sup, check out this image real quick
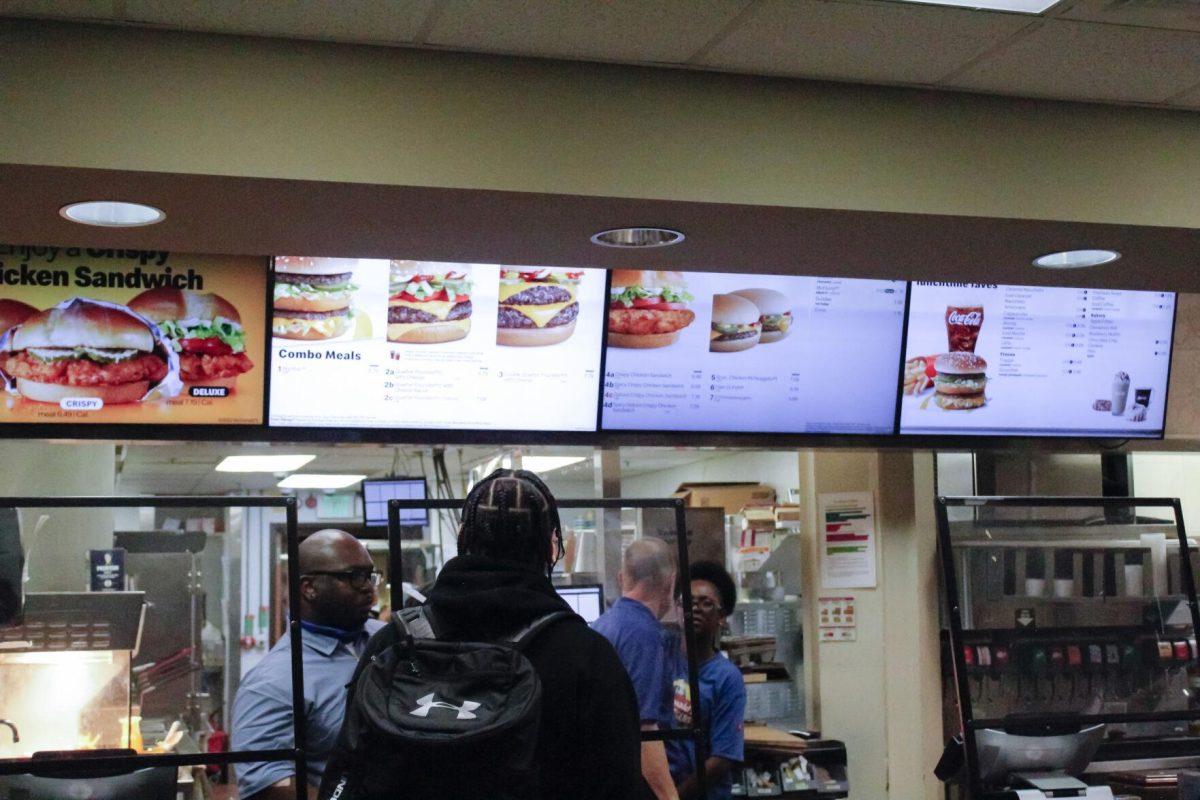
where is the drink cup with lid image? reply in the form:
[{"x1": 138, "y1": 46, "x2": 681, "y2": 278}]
[{"x1": 946, "y1": 304, "x2": 984, "y2": 352}]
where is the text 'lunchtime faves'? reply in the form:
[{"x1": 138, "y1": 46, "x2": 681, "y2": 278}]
[
  {"x1": 607, "y1": 270, "x2": 696, "y2": 349},
  {"x1": 496, "y1": 268, "x2": 582, "y2": 347},
  {"x1": 387, "y1": 262, "x2": 473, "y2": 344},
  {"x1": 127, "y1": 288, "x2": 253, "y2": 393},
  {"x1": 272, "y1": 257, "x2": 358, "y2": 341}
]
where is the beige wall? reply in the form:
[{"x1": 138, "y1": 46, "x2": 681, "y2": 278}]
[{"x1": 3, "y1": 20, "x2": 1200, "y2": 229}]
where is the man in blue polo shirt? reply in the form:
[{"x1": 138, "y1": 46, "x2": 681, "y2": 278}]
[
  {"x1": 232, "y1": 529, "x2": 384, "y2": 800},
  {"x1": 668, "y1": 561, "x2": 746, "y2": 800},
  {"x1": 593, "y1": 538, "x2": 680, "y2": 800}
]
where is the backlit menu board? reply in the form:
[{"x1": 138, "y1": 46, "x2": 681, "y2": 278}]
[
  {"x1": 268, "y1": 258, "x2": 604, "y2": 431},
  {"x1": 0, "y1": 245, "x2": 266, "y2": 425},
  {"x1": 899, "y1": 282, "x2": 1175, "y2": 437},
  {"x1": 600, "y1": 270, "x2": 907, "y2": 434}
]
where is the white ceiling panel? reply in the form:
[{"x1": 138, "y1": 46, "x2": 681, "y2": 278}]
[
  {"x1": 1057, "y1": 0, "x2": 1200, "y2": 33},
  {"x1": 426, "y1": 0, "x2": 751, "y2": 64},
  {"x1": 694, "y1": 0, "x2": 1034, "y2": 85},
  {"x1": 120, "y1": 0, "x2": 434, "y2": 45},
  {"x1": 948, "y1": 17, "x2": 1200, "y2": 103}
]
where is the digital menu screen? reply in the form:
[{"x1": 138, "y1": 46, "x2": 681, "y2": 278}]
[
  {"x1": 600, "y1": 270, "x2": 907, "y2": 434},
  {"x1": 0, "y1": 245, "x2": 266, "y2": 425},
  {"x1": 899, "y1": 282, "x2": 1175, "y2": 437},
  {"x1": 268, "y1": 258, "x2": 604, "y2": 431}
]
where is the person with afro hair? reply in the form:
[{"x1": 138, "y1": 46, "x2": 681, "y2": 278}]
[{"x1": 668, "y1": 560, "x2": 746, "y2": 800}]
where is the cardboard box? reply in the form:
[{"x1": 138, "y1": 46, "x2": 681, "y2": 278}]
[{"x1": 673, "y1": 482, "x2": 776, "y2": 514}]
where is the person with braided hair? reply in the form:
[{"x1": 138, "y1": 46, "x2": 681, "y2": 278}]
[{"x1": 414, "y1": 468, "x2": 642, "y2": 799}]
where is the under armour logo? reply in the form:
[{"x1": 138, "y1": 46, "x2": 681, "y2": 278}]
[{"x1": 410, "y1": 692, "x2": 481, "y2": 720}]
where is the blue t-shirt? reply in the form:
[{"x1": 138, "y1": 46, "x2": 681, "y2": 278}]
[
  {"x1": 591, "y1": 597, "x2": 674, "y2": 725},
  {"x1": 667, "y1": 652, "x2": 747, "y2": 800}
]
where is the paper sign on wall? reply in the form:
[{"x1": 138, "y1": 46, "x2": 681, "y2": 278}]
[
  {"x1": 818, "y1": 596, "x2": 857, "y2": 642},
  {"x1": 818, "y1": 491, "x2": 877, "y2": 589}
]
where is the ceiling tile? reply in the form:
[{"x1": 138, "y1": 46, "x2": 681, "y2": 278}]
[
  {"x1": 121, "y1": 0, "x2": 434, "y2": 45},
  {"x1": 426, "y1": 0, "x2": 751, "y2": 64},
  {"x1": 1057, "y1": 0, "x2": 1200, "y2": 33},
  {"x1": 947, "y1": 18, "x2": 1200, "y2": 103},
  {"x1": 694, "y1": 0, "x2": 1033, "y2": 85}
]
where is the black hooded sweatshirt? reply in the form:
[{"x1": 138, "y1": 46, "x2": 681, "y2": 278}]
[{"x1": 422, "y1": 554, "x2": 643, "y2": 800}]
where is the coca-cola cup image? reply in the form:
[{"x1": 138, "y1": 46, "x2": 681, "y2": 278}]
[{"x1": 946, "y1": 305, "x2": 984, "y2": 353}]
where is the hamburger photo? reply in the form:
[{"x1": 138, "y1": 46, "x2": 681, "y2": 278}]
[
  {"x1": 496, "y1": 268, "x2": 582, "y2": 347},
  {"x1": 731, "y1": 288, "x2": 792, "y2": 344},
  {"x1": 934, "y1": 352, "x2": 987, "y2": 410},
  {"x1": 128, "y1": 288, "x2": 253, "y2": 392},
  {"x1": 709, "y1": 293, "x2": 762, "y2": 353},
  {"x1": 272, "y1": 257, "x2": 357, "y2": 341},
  {"x1": 607, "y1": 270, "x2": 695, "y2": 349},
  {"x1": 2, "y1": 298, "x2": 176, "y2": 405},
  {"x1": 0, "y1": 300, "x2": 37, "y2": 338},
  {"x1": 388, "y1": 261, "x2": 472, "y2": 344}
]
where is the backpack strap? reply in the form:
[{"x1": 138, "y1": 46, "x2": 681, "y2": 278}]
[
  {"x1": 507, "y1": 610, "x2": 576, "y2": 651},
  {"x1": 393, "y1": 605, "x2": 439, "y2": 640}
]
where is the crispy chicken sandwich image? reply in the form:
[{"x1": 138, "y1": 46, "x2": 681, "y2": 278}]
[
  {"x1": 709, "y1": 293, "x2": 762, "y2": 353},
  {"x1": 388, "y1": 262, "x2": 472, "y2": 344},
  {"x1": 273, "y1": 257, "x2": 357, "y2": 341},
  {"x1": 2, "y1": 298, "x2": 175, "y2": 404},
  {"x1": 128, "y1": 288, "x2": 253, "y2": 392},
  {"x1": 934, "y1": 351, "x2": 987, "y2": 410},
  {"x1": 496, "y1": 268, "x2": 582, "y2": 347},
  {"x1": 731, "y1": 288, "x2": 792, "y2": 344},
  {"x1": 607, "y1": 270, "x2": 695, "y2": 349},
  {"x1": 0, "y1": 300, "x2": 37, "y2": 337}
]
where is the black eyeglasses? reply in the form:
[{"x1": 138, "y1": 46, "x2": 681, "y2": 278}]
[{"x1": 303, "y1": 569, "x2": 382, "y2": 591}]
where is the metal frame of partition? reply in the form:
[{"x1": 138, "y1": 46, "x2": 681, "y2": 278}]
[
  {"x1": 388, "y1": 495, "x2": 710, "y2": 798},
  {"x1": 936, "y1": 495, "x2": 1200, "y2": 800},
  {"x1": 0, "y1": 495, "x2": 308, "y2": 800}
]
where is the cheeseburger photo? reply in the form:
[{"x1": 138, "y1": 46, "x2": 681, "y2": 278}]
[
  {"x1": 731, "y1": 288, "x2": 792, "y2": 344},
  {"x1": 934, "y1": 352, "x2": 987, "y2": 410},
  {"x1": 709, "y1": 293, "x2": 762, "y2": 353},
  {"x1": 607, "y1": 270, "x2": 695, "y2": 349},
  {"x1": 496, "y1": 268, "x2": 581, "y2": 347},
  {"x1": 272, "y1": 257, "x2": 357, "y2": 341},
  {"x1": 0, "y1": 300, "x2": 37, "y2": 338},
  {"x1": 2, "y1": 298, "x2": 174, "y2": 405},
  {"x1": 128, "y1": 288, "x2": 253, "y2": 392},
  {"x1": 388, "y1": 262, "x2": 472, "y2": 344}
]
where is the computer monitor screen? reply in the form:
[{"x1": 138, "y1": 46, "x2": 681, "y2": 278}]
[
  {"x1": 556, "y1": 585, "x2": 604, "y2": 623},
  {"x1": 362, "y1": 478, "x2": 428, "y2": 528}
]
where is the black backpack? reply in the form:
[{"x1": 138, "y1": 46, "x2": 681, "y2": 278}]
[{"x1": 318, "y1": 605, "x2": 574, "y2": 800}]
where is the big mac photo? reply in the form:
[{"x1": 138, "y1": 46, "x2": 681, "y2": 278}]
[
  {"x1": 272, "y1": 257, "x2": 357, "y2": 341},
  {"x1": 496, "y1": 268, "x2": 582, "y2": 347}
]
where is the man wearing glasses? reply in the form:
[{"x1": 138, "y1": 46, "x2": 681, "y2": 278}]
[{"x1": 232, "y1": 529, "x2": 384, "y2": 800}]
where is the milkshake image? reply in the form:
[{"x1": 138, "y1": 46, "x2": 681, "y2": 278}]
[{"x1": 1111, "y1": 371, "x2": 1130, "y2": 416}]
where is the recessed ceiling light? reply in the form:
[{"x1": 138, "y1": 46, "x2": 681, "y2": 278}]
[
  {"x1": 278, "y1": 474, "x2": 366, "y2": 490},
  {"x1": 1032, "y1": 249, "x2": 1121, "y2": 269},
  {"x1": 216, "y1": 454, "x2": 316, "y2": 473},
  {"x1": 521, "y1": 456, "x2": 587, "y2": 474},
  {"x1": 60, "y1": 200, "x2": 166, "y2": 227},
  {"x1": 590, "y1": 228, "x2": 685, "y2": 248},
  {"x1": 895, "y1": 0, "x2": 1058, "y2": 12}
]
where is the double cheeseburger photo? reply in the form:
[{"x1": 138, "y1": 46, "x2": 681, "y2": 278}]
[
  {"x1": 933, "y1": 352, "x2": 988, "y2": 410},
  {"x1": 388, "y1": 261, "x2": 473, "y2": 344},
  {"x1": 607, "y1": 270, "x2": 695, "y2": 348},
  {"x1": 128, "y1": 288, "x2": 254, "y2": 393},
  {"x1": 0, "y1": 298, "x2": 177, "y2": 405},
  {"x1": 272, "y1": 257, "x2": 357, "y2": 341},
  {"x1": 496, "y1": 269, "x2": 582, "y2": 347}
]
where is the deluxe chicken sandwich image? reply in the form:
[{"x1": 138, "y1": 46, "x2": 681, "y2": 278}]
[
  {"x1": 388, "y1": 262, "x2": 472, "y2": 344},
  {"x1": 272, "y1": 257, "x2": 357, "y2": 341},
  {"x1": 496, "y1": 268, "x2": 582, "y2": 347},
  {"x1": 128, "y1": 288, "x2": 253, "y2": 392},
  {"x1": 934, "y1": 351, "x2": 987, "y2": 410},
  {"x1": 607, "y1": 270, "x2": 695, "y2": 349},
  {"x1": 1, "y1": 298, "x2": 176, "y2": 404},
  {"x1": 731, "y1": 288, "x2": 792, "y2": 343},
  {"x1": 0, "y1": 300, "x2": 37, "y2": 337},
  {"x1": 709, "y1": 293, "x2": 762, "y2": 353}
]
